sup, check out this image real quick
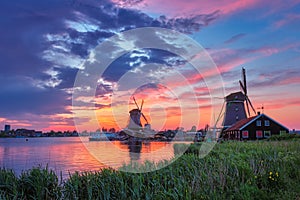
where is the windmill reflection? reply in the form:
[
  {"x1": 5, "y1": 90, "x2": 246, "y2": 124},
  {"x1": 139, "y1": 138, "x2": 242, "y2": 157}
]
[{"x1": 125, "y1": 139, "x2": 142, "y2": 161}]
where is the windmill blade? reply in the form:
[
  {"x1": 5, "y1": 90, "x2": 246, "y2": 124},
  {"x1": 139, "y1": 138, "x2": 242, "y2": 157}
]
[
  {"x1": 133, "y1": 96, "x2": 140, "y2": 110},
  {"x1": 245, "y1": 98, "x2": 250, "y2": 117},
  {"x1": 141, "y1": 113, "x2": 149, "y2": 124},
  {"x1": 239, "y1": 80, "x2": 246, "y2": 94},
  {"x1": 140, "y1": 99, "x2": 144, "y2": 112},
  {"x1": 242, "y1": 67, "x2": 247, "y2": 95},
  {"x1": 246, "y1": 96, "x2": 256, "y2": 115},
  {"x1": 215, "y1": 100, "x2": 225, "y2": 125}
]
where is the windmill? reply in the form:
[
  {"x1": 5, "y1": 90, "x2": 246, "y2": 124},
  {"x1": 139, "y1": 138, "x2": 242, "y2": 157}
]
[
  {"x1": 222, "y1": 68, "x2": 256, "y2": 129},
  {"x1": 127, "y1": 96, "x2": 150, "y2": 130}
]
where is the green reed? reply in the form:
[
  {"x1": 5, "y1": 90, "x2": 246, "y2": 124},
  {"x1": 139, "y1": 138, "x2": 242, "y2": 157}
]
[
  {"x1": 0, "y1": 165, "x2": 61, "y2": 200},
  {"x1": 1, "y1": 140, "x2": 299, "y2": 199}
]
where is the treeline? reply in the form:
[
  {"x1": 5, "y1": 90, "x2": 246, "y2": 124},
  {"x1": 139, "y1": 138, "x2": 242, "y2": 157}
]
[{"x1": 0, "y1": 130, "x2": 78, "y2": 138}]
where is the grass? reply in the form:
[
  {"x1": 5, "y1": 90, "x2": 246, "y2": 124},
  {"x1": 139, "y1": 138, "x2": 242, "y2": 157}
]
[
  {"x1": 266, "y1": 133, "x2": 300, "y2": 141},
  {"x1": 0, "y1": 165, "x2": 62, "y2": 199},
  {"x1": 1, "y1": 139, "x2": 300, "y2": 199}
]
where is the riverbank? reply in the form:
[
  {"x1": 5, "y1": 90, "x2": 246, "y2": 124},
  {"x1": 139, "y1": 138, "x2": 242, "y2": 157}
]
[{"x1": 1, "y1": 139, "x2": 300, "y2": 199}]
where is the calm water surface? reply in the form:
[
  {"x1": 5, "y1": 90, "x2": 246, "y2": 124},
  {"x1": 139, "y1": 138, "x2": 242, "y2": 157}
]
[{"x1": 0, "y1": 137, "x2": 181, "y2": 178}]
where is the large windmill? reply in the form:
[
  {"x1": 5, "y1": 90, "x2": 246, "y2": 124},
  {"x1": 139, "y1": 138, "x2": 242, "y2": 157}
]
[
  {"x1": 127, "y1": 96, "x2": 150, "y2": 130},
  {"x1": 222, "y1": 68, "x2": 256, "y2": 129}
]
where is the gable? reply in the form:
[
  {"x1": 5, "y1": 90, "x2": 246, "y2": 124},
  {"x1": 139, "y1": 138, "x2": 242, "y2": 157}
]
[{"x1": 240, "y1": 114, "x2": 289, "y2": 131}]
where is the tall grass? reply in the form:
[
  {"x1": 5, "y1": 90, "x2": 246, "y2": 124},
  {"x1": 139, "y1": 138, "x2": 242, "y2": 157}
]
[
  {"x1": 1, "y1": 140, "x2": 300, "y2": 199},
  {"x1": 0, "y1": 165, "x2": 61, "y2": 199}
]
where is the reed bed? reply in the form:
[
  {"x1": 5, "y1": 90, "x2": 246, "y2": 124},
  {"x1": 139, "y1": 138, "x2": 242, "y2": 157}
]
[{"x1": 1, "y1": 139, "x2": 300, "y2": 199}]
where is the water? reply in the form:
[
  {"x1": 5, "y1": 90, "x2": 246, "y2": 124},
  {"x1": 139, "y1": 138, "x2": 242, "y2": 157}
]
[{"x1": 0, "y1": 137, "x2": 184, "y2": 178}]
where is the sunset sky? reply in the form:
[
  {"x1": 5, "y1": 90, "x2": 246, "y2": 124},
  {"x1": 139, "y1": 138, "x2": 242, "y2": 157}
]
[{"x1": 0, "y1": 0, "x2": 299, "y2": 132}]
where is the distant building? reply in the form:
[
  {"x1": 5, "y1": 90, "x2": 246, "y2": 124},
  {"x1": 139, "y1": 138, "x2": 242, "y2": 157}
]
[
  {"x1": 223, "y1": 112, "x2": 289, "y2": 140},
  {"x1": 16, "y1": 129, "x2": 35, "y2": 137},
  {"x1": 4, "y1": 125, "x2": 11, "y2": 132},
  {"x1": 34, "y1": 131, "x2": 43, "y2": 137},
  {"x1": 291, "y1": 129, "x2": 300, "y2": 134}
]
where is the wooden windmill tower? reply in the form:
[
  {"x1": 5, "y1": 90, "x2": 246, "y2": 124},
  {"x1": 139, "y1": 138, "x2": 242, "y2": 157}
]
[
  {"x1": 222, "y1": 68, "x2": 256, "y2": 128},
  {"x1": 127, "y1": 96, "x2": 150, "y2": 130}
]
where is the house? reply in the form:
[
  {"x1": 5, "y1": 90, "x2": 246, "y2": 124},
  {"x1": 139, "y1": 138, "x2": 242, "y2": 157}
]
[{"x1": 223, "y1": 112, "x2": 289, "y2": 140}]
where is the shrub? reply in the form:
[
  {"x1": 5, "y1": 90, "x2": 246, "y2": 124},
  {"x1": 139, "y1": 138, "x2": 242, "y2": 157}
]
[{"x1": 267, "y1": 133, "x2": 300, "y2": 141}]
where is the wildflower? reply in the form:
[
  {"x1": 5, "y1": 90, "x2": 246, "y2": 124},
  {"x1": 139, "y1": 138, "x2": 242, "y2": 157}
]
[
  {"x1": 269, "y1": 176, "x2": 272, "y2": 179},
  {"x1": 276, "y1": 172, "x2": 279, "y2": 177},
  {"x1": 269, "y1": 171, "x2": 272, "y2": 175}
]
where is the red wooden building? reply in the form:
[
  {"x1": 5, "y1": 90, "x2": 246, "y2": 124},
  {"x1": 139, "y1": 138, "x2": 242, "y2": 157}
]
[{"x1": 223, "y1": 112, "x2": 289, "y2": 140}]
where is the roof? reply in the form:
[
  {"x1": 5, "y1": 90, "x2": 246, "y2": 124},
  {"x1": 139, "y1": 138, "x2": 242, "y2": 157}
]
[
  {"x1": 225, "y1": 116, "x2": 256, "y2": 131},
  {"x1": 225, "y1": 113, "x2": 290, "y2": 131},
  {"x1": 225, "y1": 91, "x2": 246, "y2": 102}
]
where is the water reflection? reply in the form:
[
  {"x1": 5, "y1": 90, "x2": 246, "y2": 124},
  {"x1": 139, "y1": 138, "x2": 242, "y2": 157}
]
[
  {"x1": 0, "y1": 137, "x2": 184, "y2": 177},
  {"x1": 0, "y1": 137, "x2": 104, "y2": 178},
  {"x1": 127, "y1": 140, "x2": 142, "y2": 161}
]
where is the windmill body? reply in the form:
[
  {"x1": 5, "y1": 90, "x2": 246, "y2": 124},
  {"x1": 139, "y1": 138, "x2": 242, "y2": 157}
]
[
  {"x1": 128, "y1": 108, "x2": 142, "y2": 129},
  {"x1": 222, "y1": 91, "x2": 247, "y2": 128}
]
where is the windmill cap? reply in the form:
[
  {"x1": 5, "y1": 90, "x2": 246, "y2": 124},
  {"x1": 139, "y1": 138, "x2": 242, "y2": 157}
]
[
  {"x1": 225, "y1": 91, "x2": 246, "y2": 101},
  {"x1": 129, "y1": 109, "x2": 141, "y2": 113}
]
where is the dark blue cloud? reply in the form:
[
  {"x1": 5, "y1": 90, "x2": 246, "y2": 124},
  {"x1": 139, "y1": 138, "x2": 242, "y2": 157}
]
[
  {"x1": 101, "y1": 48, "x2": 185, "y2": 82},
  {"x1": 0, "y1": 76, "x2": 71, "y2": 117},
  {"x1": 224, "y1": 33, "x2": 246, "y2": 44},
  {"x1": 55, "y1": 67, "x2": 79, "y2": 89},
  {"x1": 95, "y1": 83, "x2": 114, "y2": 97},
  {"x1": 0, "y1": 0, "x2": 73, "y2": 76}
]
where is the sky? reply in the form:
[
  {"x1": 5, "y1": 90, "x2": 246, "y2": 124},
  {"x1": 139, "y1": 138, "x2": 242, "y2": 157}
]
[{"x1": 0, "y1": 0, "x2": 299, "y2": 132}]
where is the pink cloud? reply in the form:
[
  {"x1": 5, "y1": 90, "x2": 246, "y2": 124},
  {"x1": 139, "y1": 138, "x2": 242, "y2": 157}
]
[
  {"x1": 209, "y1": 41, "x2": 300, "y2": 75},
  {"x1": 43, "y1": 125, "x2": 76, "y2": 132},
  {"x1": 0, "y1": 118, "x2": 33, "y2": 130},
  {"x1": 255, "y1": 99, "x2": 300, "y2": 112},
  {"x1": 250, "y1": 47, "x2": 279, "y2": 56},
  {"x1": 274, "y1": 14, "x2": 300, "y2": 28},
  {"x1": 279, "y1": 77, "x2": 300, "y2": 85},
  {"x1": 262, "y1": 0, "x2": 300, "y2": 17},
  {"x1": 209, "y1": 48, "x2": 254, "y2": 73},
  {"x1": 112, "y1": 0, "x2": 260, "y2": 17}
]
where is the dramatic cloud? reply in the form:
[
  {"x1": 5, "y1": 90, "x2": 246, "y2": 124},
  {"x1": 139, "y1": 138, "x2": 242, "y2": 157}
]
[
  {"x1": 1, "y1": 0, "x2": 300, "y2": 130},
  {"x1": 0, "y1": 0, "x2": 221, "y2": 127},
  {"x1": 249, "y1": 68, "x2": 300, "y2": 88}
]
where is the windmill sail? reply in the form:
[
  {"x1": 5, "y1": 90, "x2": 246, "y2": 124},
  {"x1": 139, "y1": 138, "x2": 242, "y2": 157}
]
[{"x1": 239, "y1": 68, "x2": 256, "y2": 117}]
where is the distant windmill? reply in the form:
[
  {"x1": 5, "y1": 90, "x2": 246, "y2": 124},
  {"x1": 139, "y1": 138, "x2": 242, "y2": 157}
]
[
  {"x1": 222, "y1": 68, "x2": 256, "y2": 128},
  {"x1": 127, "y1": 96, "x2": 150, "y2": 130}
]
